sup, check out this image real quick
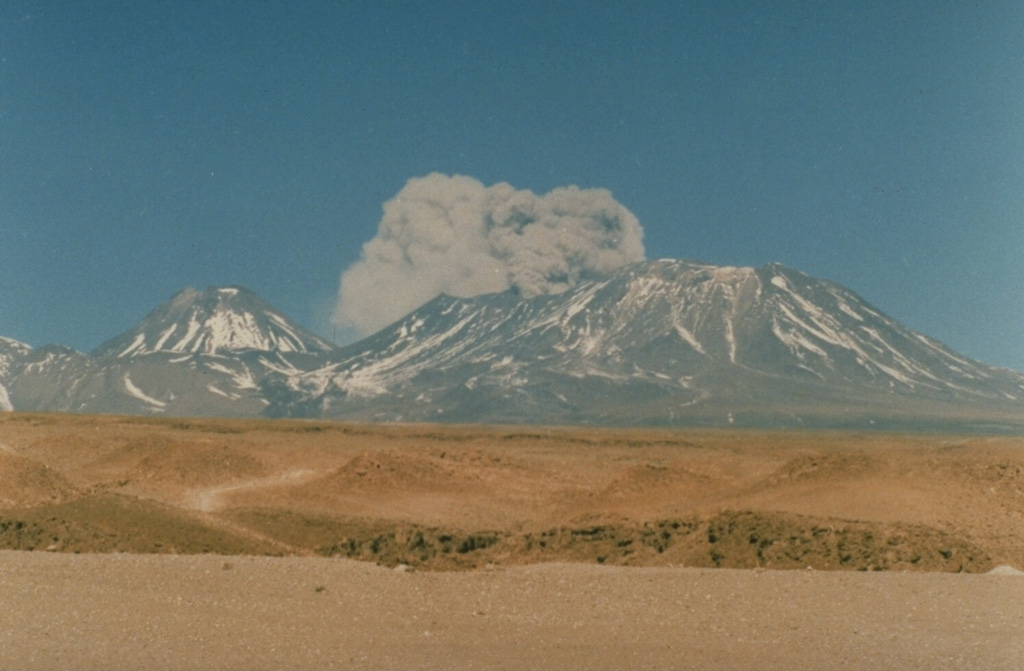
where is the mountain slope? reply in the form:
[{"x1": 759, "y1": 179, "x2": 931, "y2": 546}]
[
  {"x1": 266, "y1": 260, "x2": 1024, "y2": 429},
  {"x1": 3, "y1": 265, "x2": 1021, "y2": 429},
  {"x1": 0, "y1": 337, "x2": 33, "y2": 410},
  {"x1": 92, "y1": 286, "x2": 335, "y2": 358},
  {"x1": 6, "y1": 287, "x2": 336, "y2": 417}
]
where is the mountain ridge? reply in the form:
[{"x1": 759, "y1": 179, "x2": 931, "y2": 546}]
[
  {"x1": 1, "y1": 286, "x2": 337, "y2": 417},
  {"x1": 91, "y1": 285, "x2": 335, "y2": 358},
  {"x1": 262, "y1": 259, "x2": 1024, "y2": 429},
  {"x1": 2, "y1": 260, "x2": 1022, "y2": 430}
]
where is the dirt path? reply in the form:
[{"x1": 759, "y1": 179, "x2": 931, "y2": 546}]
[
  {"x1": 175, "y1": 469, "x2": 322, "y2": 555},
  {"x1": 184, "y1": 469, "x2": 319, "y2": 513}
]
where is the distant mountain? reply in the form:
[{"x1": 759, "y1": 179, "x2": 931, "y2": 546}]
[
  {"x1": 2, "y1": 265, "x2": 1022, "y2": 430},
  {"x1": 3, "y1": 286, "x2": 337, "y2": 417},
  {"x1": 92, "y1": 286, "x2": 335, "y2": 358},
  {"x1": 264, "y1": 260, "x2": 1024, "y2": 431},
  {"x1": 0, "y1": 336, "x2": 32, "y2": 371},
  {"x1": 0, "y1": 336, "x2": 32, "y2": 411}
]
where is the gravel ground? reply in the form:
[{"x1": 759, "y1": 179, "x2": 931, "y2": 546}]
[{"x1": 1, "y1": 551, "x2": 1022, "y2": 670}]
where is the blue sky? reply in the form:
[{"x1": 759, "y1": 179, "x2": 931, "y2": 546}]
[{"x1": 2, "y1": 1, "x2": 1023, "y2": 371}]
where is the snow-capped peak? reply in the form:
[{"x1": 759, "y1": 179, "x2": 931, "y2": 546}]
[
  {"x1": 0, "y1": 337, "x2": 33, "y2": 380},
  {"x1": 92, "y1": 286, "x2": 336, "y2": 358},
  {"x1": 267, "y1": 259, "x2": 1024, "y2": 428}
]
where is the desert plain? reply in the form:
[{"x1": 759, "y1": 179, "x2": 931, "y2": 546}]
[{"x1": 0, "y1": 411, "x2": 1022, "y2": 669}]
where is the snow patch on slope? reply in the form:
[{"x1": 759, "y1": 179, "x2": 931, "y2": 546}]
[
  {"x1": 153, "y1": 324, "x2": 178, "y2": 351},
  {"x1": 123, "y1": 374, "x2": 166, "y2": 411},
  {"x1": 118, "y1": 333, "x2": 146, "y2": 358}
]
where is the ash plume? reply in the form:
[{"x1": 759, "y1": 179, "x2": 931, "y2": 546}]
[{"x1": 333, "y1": 173, "x2": 645, "y2": 336}]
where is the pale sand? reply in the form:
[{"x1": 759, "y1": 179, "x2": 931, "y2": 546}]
[{"x1": 1, "y1": 551, "x2": 1022, "y2": 670}]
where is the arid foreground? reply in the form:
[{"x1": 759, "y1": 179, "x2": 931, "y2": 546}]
[{"x1": 1, "y1": 412, "x2": 1023, "y2": 669}]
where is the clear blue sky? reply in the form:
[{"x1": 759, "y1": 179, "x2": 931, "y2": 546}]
[{"x1": 2, "y1": 1, "x2": 1023, "y2": 371}]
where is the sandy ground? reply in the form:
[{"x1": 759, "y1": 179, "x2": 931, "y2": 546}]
[
  {"x1": 3, "y1": 414, "x2": 1023, "y2": 570},
  {"x1": 1, "y1": 551, "x2": 1022, "y2": 671},
  {"x1": 2, "y1": 413, "x2": 1024, "y2": 668}
]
